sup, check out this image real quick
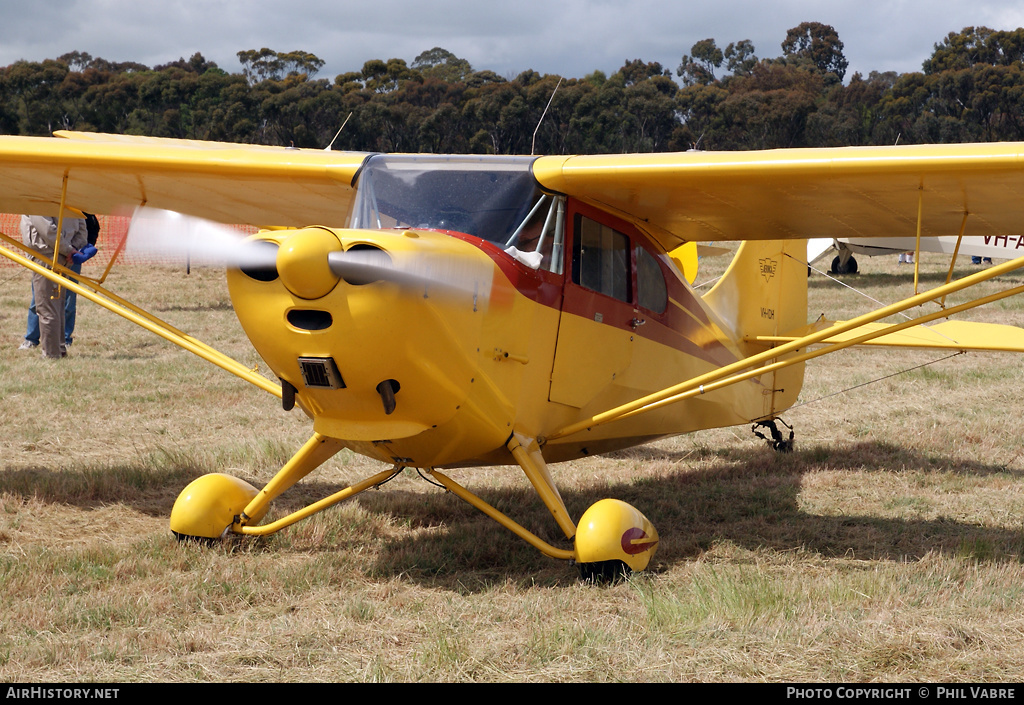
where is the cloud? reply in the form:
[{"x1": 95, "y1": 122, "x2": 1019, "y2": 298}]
[{"x1": 0, "y1": 0, "x2": 1020, "y2": 82}]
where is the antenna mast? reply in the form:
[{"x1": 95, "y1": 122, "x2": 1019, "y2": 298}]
[
  {"x1": 325, "y1": 112, "x2": 353, "y2": 151},
  {"x1": 531, "y1": 78, "x2": 562, "y2": 156}
]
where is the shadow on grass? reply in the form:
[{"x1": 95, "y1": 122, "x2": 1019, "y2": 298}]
[
  {"x1": 628, "y1": 441, "x2": 1024, "y2": 566},
  {"x1": 154, "y1": 300, "x2": 234, "y2": 313},
  {"x1": 0, "y1": 462, "x2": 209, "y2": 516},
  {"x1": 292, "y1": 440, "x2": 1024, "y2": 589},
  {"x1": 3, "y1": 440, "x2": 1022, "y2": 591}
]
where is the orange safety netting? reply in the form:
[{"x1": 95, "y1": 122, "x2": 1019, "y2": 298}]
[{"x1": 0, "y1": 213, "x2": 257, "y2": 267}]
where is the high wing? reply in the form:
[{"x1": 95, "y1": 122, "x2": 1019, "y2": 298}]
[
  {"x1": 4, "y1": 134, "x2": 1024, "y2": 252},
  {"x1": 532, "y1": 143, "x2": 1024, "y2": 252},
  {"x1": 0, "y1": 131, "x2": 370, "y2": 227},
  {"x1": 0, "y1": 132, "x2": 369, "y2": 399}
]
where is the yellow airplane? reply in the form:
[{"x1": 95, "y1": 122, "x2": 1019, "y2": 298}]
[{"x1": 4, "y1": 133, "x2": 1024, "y2": 580}]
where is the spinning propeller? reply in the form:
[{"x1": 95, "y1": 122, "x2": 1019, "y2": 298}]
[{"x1": 126, "y1": 207, "x2": 494, "y2": 301}]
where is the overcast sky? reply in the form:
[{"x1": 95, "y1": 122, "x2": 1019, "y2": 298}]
[{"x1": 1, "y1": 1, "x2": 1022, "y2": 83}]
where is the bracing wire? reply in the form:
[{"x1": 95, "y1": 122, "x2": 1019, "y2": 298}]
[
  {"x1": 789, "y1": 251, "x2": 962, "y2": 345},
  {"x1": 779, "y1": 250, "x2": 980, "y2": 409},
  {"x1": 784, "y1": 350, "x2": 964, "y2": 413},
  {"x1": 799, "y1": 252, "x2": 915, "y2": 321}
]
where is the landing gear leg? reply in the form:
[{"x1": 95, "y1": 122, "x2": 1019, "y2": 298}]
[
  {"x1": 237, "y1": 433, "x2": 347, "y2": 527},
  {"x1": 507, "y1": 433, "x2": 659, "y2": 581},
  {"x1": 423, "y1": 433, "x2": 659, "y2": 580},
  {"x1": 507, "y1": 433, "x2": 576, "y2": 540},
  {"x1": 170, "y1": 432, "x2": 347, "y2": 540}
]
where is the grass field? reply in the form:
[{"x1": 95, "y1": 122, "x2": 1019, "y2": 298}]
[{"x1": 1, "y1": 248, "x2": 1023, "y2": 682}]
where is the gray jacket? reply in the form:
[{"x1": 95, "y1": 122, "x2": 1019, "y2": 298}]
[{"x1": 20, "y1": 215, "x2": 88, "y2": 260}]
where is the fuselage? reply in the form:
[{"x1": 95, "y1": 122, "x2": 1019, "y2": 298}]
[{"x1": 226, "y1": 155, "x2": 799, "y2": 468}]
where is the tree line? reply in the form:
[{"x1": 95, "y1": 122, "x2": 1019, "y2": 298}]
[{"x1": 2, "y1": 23, "x2": 1023, "y2": 154}]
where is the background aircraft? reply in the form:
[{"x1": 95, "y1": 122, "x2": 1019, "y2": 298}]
[{"x1": 810, "y1": 236, "x2": 1017, "y2": 274}]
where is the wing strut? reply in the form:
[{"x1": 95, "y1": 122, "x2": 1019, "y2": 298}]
[
  {"x1": 0, "y1": 231, "x2": 281, "y2": 398},
  {"x1": 913, "y1": 184, "x2": 923, "y2": 293},
  {"x1": 940, "y1": 212, "x2": 970, "y2": 307},
  {"x1": 546, "y1": 254, "x2": 1024, "y2": 442}
]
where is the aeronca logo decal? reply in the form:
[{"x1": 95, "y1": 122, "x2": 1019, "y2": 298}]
[{"x1": 759, "y1": 257, "x2": 778, "y2": 282}]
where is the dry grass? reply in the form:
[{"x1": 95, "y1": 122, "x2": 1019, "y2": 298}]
[{"x1": 1, "y1": 249, "x2": 1024, "y2": 682}]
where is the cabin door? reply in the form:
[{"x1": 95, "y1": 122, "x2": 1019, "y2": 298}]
[{"x1": 548, "y1": 205, "x2": 637, "y2": 408}]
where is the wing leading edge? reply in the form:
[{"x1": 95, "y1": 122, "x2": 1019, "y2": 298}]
[
  {"x1": 0, "y1": 131, "x2": 371, "y2": 228},
  {"x1": 2, "y1": 135, "x2": 1024, "y2": 253}
]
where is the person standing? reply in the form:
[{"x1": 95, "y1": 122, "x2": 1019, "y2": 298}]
[
  {"x1": 18, "y1": 215, "x2": 93, "y2": 359},
  {"x1": 19, "y1": 213, "x2": 99, "y2": 350}
]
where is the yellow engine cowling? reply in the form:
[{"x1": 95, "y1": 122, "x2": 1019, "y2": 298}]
[{"x1": 227, "y1": 227, "x2": 503, "y2": 448}]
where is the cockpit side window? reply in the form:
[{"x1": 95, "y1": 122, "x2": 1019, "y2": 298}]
[
  {"x1": 636, "y1": 245, "x2": 668, "y2": 314},
  {"x1": 572, "y1": 214, "x2": 631, "y2": 303}
]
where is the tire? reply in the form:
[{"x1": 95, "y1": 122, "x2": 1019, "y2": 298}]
[
  {"x1": 830, "y1": 255, "x2": 858, "y2": 275},
  {"x1": 578, "y1": 559, "x2": 631, "y2": 583}
]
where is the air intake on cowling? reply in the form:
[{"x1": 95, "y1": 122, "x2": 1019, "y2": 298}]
[{"x1": 297, "y1": 357, "x2": 345, "y2": 389}]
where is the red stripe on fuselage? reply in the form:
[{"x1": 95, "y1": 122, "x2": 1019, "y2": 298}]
[{"x1": 442, "y1": 230, "x2": 741, "y2": 370}]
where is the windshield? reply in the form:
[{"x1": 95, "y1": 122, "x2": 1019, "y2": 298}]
[
  {"x1": 349, "y1": 155, "x2": 540, "y2": 243},
  {"x1": 348, "y1": 154, "x2": 565, "y2": 273}
]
